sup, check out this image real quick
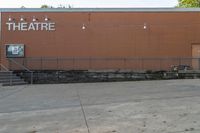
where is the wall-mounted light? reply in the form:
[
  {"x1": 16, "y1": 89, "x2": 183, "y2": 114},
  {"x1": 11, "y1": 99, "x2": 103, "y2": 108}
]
[
  {"x1": 32, "y1": 16, "x2": 37, "y2": 22},
  {"x1": 8, "y1": 17, "x2": 12, "y2": 22},
  {"x1": 20, "y1": 16, "x2": 24, "y2": 21},
  {"x1": 143, "y1": 23, "x2": 147, "y2": 30},
  {"x1": 44, "y1": 16, "x2": 49, "y2": 21},
  {"x1": 82, "y1": 24, "x2": 86, "y2": 30}
]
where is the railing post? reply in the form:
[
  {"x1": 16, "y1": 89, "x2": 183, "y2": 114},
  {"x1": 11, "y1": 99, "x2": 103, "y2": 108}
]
[
  {"x1": 124, "y1": 58, "x2": 126, "y2": 69},
  {"x1": 73, "y1": 58, "x2": 75, "y2": 70},
  {"x1": 25, "y1": 58, "x2": 27, "y2": 69},
  {"x1": 57, "y1": 58, "x2": 59, "y2": 70},
  {"x1": 141, "y1": 58, "x2": 144, "y2": 71},
  {"x1": 179, "y1": 58, "x2": 181, "y2": 65},
  {"x1": 31, "y1": 72, "x2": 33, "y2": 84},
  {"x1": 160, "y1": 58, "x2": 162, "y2": 70},
  {"x1": 10, "y1": 71, "x2": 12, "y2": 86},
  {"x1": 41, "y1": 57, "x2": 43, "y2": 70},
  {"x1": 9, "y1": 59, "x2": 12, "y2": 70},
  {"x1": 89, "y1": 58, "x2": 92, "y2": 70}
]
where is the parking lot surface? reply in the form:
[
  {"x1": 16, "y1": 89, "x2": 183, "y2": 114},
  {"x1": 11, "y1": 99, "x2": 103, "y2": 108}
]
[{"x1": 0, "y1": 79, "x2": 200, "y2": 133}]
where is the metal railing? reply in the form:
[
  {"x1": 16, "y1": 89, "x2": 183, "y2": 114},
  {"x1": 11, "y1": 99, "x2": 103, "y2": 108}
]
[
  {"x1": 8, "y1": 58, "x2": 33, "y2": 84},
  {"x1": 8, "y1": 57, "x2": 200, "y2": 72},
  {"x1": 0, "y1": 63, "x2": 9, "y2": 71},
  {"x1": 0, "y1": 63, "x2": 14, "y2": 86}
]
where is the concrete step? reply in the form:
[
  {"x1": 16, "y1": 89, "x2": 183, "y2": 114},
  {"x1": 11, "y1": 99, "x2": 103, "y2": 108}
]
[
  {"x1": 0, "y1": 79, "x2": 25, "y2": 83},
  {"x1": 0, "y1": 71, "x2": 13, "y2": 75},
  {"x1": 0, "y1": 71, "x2": 17, "y2": 77},
  {"x1": 0, "y1": 71, "x2": 13, "y2": 73},
  {"x1": 0, "y1": 71, "x2": 29, "y2": 86},
  {"x1": 2, "y1": 81, "x2": 28, "y2": 86},
  {"x1": 0, "y1": 73, "x2": 16, "y2": 76},
  {"x1": 0, "y1": 76, "x2": 20, "y2": 80}
]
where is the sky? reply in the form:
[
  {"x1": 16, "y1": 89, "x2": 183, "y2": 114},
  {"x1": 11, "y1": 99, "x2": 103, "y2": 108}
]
[{"x1": 0, "y1": 0, "x2": 178, "y2": 8}]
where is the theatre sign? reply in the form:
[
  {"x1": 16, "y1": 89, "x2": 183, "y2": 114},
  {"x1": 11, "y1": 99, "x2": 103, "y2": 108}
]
[{"x1": 6, "y1": 22, "x2": 56, "y2": 31}]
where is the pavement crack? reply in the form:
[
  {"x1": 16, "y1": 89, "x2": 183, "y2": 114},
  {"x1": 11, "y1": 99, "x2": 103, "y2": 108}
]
[
  {"x1": 76, "y1": 88, "x2": 91, "y2": 133},
  {"x1": 168, "y1": 128, "x2": 200, "y2": 133}
]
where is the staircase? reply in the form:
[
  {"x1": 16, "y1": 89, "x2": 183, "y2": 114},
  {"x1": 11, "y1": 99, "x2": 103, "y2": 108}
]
[{"x1": 0, "y1": 71, "x2": 28, "y2": 86}]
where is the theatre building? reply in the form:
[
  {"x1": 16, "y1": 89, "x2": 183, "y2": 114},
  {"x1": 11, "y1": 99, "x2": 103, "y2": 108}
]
[{"x1": 1, "y1": 8, "x2": 200, "y2": 73}]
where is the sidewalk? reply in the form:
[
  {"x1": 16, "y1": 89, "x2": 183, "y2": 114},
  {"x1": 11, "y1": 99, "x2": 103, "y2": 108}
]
[{"x1": 0, "y1": 79, "x2": 200, "y2": 133}]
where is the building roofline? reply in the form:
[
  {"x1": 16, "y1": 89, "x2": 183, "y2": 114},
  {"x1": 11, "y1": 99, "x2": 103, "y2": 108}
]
[{"x1": 1, "y1": 8, "x2": 200, "y2": 13}]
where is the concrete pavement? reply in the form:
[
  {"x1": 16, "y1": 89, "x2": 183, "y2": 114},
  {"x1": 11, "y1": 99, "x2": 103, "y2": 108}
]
[{"x1": 0, "y1": 79, "x2": 200, "y2": 133}]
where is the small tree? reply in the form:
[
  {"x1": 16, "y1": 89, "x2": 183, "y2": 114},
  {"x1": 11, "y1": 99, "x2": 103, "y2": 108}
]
[
  {"x1": 177, "y1": 0, "x2": 200, "y2": 7},
  {"x1": 41, "y1": 5, "x2": 49, "y2": 8}
]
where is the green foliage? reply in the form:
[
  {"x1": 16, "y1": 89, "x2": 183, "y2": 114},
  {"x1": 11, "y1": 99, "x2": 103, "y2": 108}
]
[
  {"x1": 41, "y1": 5, "x2": 50, "y2": 8},
  {"x1": 177, "y1": 0, "x2": 200, "y2": 7}
]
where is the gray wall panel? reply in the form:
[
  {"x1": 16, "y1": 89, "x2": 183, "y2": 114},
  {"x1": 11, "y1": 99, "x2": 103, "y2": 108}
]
[{"x1": 1, "y1": 8, "x2": 200, "y2": 12}]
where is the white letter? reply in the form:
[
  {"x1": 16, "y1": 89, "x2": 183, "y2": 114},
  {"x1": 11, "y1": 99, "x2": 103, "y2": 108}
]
[
  {"x1": 41, "y1": 23, "x2": 48, "y2": 31},
  {"x1": 34, "y1": 22, "x2": 40, "y2": 30},
  {"x1": 49, "y1": 22, "x2": 55, "y2": 31},
  {"x1": 13, "y1": 23, "x2": 21, "y2": 31},
  {"x1": 21, "y1": 22, "x2": 28, "y2": 31},
  {"x1": 6, "y1": 22, "x2": 13, "y2": 31},
  {"x1": 28, "y1": 23, "x2": 36, "y2": 31}
]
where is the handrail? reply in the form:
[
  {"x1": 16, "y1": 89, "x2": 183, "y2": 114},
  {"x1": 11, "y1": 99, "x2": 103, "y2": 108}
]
[
  {"x1": 7, "y1": 57, "x2": 200, "y2": 72},
  {"x1": 0, "y1": 64, "x2": 14, "y2": 86},
  {"x1": 8, "y1": 58, "x2": 31, "y2": 72},
  {"x1": 0, "y1": 63, "x2": 9, "y2": 71},
  {"x1": 19, "y1": 57, "x2": 200, "y2": 60},
  {"x1": 8, "y1": 58, "x2": 33, "y2": 84}
]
